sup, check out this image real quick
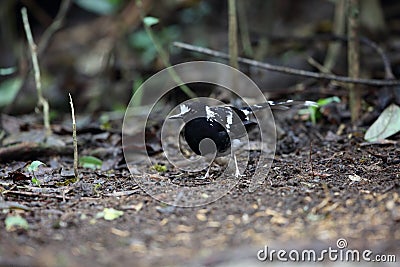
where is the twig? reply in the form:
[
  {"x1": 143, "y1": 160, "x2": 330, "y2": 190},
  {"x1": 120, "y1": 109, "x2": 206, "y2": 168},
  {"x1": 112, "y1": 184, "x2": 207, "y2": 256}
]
[
  {"x1": 69, "y1": 93, "x2": 79, "y2": 180},
  {"x1": 360, "y1": 37, "x2": 394, "y2": 79},
  {"x1": 21, "y1": 7, "x2": 51, "y2": 136},
  {"x1": 228, "y1": 0, "x2": 238, "y2": 69},
  {"x1": 3, "y1": 190, "x2": 72, "y2": 200},
  {"x1": 237, "y1": 0, "x2": 253, "y2": 57},
  {"x1": 38, "y1": 0, "x2": 72, "y2": 55},
  {"x1": 0, "y1": 142, "x2": 73, "y2": 163},
  {"x1": 243, "y1": 34, "x2": 395, "y2": 78},
  {"x1": 347, "y1": 0, "x2": 361, "y2": 122},
  {"x1": 307, "y1": 56, "x2": 345, "y2": 88},
  {"x1": 173, "y1": 41, "x2": 400, "y2": 87},
  {"x1": 102, "y1": 189, "x2": 141, "y2": 197},
  {"x1": 0, "y1": 201, "x2": 32, "y2": 211},
  {"x1": 307, "y1": 56, "x2": 333, "y2": 75},
  {"x1": 323, "y1": 0, "x2": 346, "y2": 71}
]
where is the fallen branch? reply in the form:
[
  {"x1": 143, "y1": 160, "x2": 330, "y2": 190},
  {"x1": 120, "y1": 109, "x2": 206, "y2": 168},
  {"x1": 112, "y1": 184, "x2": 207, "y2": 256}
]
[
  {"x1": 0, "y1": 142, "x2": 73, "y2": 163},
  {"x1": 2, "y1": 190, "x2": 72, "y2": 200},
  {"x1": 173, "y1": 41, "x2": 400, "y2": 87},
  {"x1": 102, "y1": 189, "x2": 141, "y2": 197}
]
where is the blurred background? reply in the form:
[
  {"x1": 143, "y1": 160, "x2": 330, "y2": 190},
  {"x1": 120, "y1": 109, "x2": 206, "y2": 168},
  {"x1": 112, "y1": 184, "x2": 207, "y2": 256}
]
[{"x1": 1, "y1": 0, "x2": 400, "y2": 120}]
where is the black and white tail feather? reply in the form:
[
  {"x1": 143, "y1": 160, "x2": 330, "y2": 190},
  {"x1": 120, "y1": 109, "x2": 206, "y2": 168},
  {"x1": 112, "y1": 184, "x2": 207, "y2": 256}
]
[{"x1": 246, "y1": 99, "x2": 318, "y2": 112}]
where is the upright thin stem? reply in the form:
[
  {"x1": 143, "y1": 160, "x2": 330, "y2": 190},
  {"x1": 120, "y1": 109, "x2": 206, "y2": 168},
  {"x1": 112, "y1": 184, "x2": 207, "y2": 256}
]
[
  {"x1": 324, "y1": 0, "x2": 346, "y2": 71},
  {"x1": 228, "y1": 0, "x2": 239, "y2": 69},
  {"x1": 347, "y1": 0, "x2": 361, "y2": 122},
  {"x1": 237, "y1": 0, "x2": 253, "y2": 57},
  {"x1": 21, "y1": 7, "x2": 51, "y2": 135},
  {"x1": 69, "y1": 94, "x2": 79, "y2": 180}
]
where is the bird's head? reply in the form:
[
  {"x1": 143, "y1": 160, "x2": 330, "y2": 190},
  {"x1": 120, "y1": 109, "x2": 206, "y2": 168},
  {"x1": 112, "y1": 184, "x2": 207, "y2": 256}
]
[{"x1": 168, "y1": 102, "x2": 206, "y2": 121}]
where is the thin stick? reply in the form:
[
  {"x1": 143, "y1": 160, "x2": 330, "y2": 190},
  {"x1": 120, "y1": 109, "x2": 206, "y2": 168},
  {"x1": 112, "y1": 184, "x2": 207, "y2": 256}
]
[
  {"x1": 38, "y1": 0, "x2": 72, "y2": 55},
  {"x1": 69, "y1": 93, "x2": 79, "y2": 180},
  {"x1": 237, "y1": 0, "x2": 253, "y2": 57},
  {"x1": 3, "y1": 190, "x2": 72, "y2": 200},
  {"x1": 173, "y1": 41, "x2": 400, "y2": 87},
  {"x1": 361, "y1": 37, "x2": 394, "y2": 79},
  {"x1": 323, "y1": 0, "x2": 346, "y2": 71},
  {"x1": 21, "y1": 7, "x2": 51, "y2": 136},
  {"x1": 347, "y1": 0, "x2": 361, "y2": 122},
  {"x1": 228, "y1": 0, "x2": 239, "y2": 69},
  {"x1": 102, "y1": 189, "x2": 141, "y2": 197}
]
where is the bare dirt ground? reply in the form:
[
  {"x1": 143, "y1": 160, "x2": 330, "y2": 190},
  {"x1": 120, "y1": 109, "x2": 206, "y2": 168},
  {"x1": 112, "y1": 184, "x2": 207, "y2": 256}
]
[{"x1": 0, "y1": 114, "x2": 399, "y2": 267}]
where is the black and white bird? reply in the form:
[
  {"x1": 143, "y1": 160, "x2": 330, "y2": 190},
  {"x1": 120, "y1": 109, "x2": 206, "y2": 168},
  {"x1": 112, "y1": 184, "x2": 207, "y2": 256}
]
[{"x1": 169, "y1": 100, "x2": 317, "y2": 178}]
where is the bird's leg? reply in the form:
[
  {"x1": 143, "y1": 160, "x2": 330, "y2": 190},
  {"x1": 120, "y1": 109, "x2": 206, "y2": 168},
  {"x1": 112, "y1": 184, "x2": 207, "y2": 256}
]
[
  {"x1": 200, "y1": 157, "x2": 214, "y2": 179},
  {"x1": 203, "y1": 164, "x2": 212, "y2": 179},
  {"x1": 232, "y1": 153, "x2": 243, "y2": 178}
]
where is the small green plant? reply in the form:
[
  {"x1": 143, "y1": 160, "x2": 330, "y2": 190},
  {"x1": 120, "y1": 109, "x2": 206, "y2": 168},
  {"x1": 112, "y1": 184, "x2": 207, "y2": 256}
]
[
  {"x1": 152, "y1": 164, "x2": 167, "y2": 173},
  {"x1": 27, "y1": 160, "x2": 45, "y2": 186},
  {"x1": 94, "y1": 183, "x2": 102, "y2": 195},
  {"x1": 99, "y1": 114, "x2": 112, "y2": 131},
  {"x1": 299, "y1": 96, "x2": 340, "y2": 124}
]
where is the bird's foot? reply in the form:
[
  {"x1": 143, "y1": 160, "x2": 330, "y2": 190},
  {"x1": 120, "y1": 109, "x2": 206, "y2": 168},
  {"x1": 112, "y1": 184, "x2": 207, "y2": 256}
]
[
  {"x1": 233, "y1": 165, "x2": 246, "y2": 178},
  {"x1": 198, "y1": 166, "x2": 212, "y2": 179},
  {"x1": 232, "y1": 154, "x2": 244, "y2": 178},
  {"x1": 234, "y1": 169, "x2": 244, "y2": 178}
]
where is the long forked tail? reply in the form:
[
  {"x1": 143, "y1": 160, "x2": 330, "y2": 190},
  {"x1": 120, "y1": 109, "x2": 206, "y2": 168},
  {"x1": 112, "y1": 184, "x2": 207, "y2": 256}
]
[{"x1": 248, "y1": 100, "x2": 318, "y2": 111}]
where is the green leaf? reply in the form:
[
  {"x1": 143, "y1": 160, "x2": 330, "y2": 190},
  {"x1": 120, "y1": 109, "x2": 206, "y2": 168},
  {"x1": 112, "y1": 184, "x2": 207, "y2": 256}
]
[
  {"x1": 300, "y1": 96, "x2": 341, "y2": 124},
  {"x1": 143, "y1": 16, "x2": 159, "y2": 27},
  {"x1": 31, "y1": 177, "x2": 41, "y2": 186},
  {"x1": 96, "y1": 208, "x2": 124, "y2": 221},
  {"x1": 365, "y1": 104, "x2": 400, "y2": 142},
  {"x1": 152, "y1": 164, "x2": 167, "y2": 172},
  {"x1": 0, "y1": 66, "x2": 17, "y2": 76},
  {"x1": 74, "y1": 0, "x2": 122, "y2": 15},
  {"x1": 0, "y1": 77, "x2": 22, "y2": 107},
  {"x1": 317, "y1": 96, "x2": 340, "y2": 106},
  {"x1": 5, "y1": 216, "x2": 29, "y2": 231},
  {"x1": 27, "y1": 160, "x2": 45, "y2": 172},
  {"x1": 79, "y1": 156, "x2": 103, "y2": 169}
]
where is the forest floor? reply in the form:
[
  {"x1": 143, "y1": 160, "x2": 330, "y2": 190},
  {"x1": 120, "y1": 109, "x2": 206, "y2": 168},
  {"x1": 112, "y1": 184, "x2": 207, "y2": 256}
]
[{"x1": 0, "y1": 112, "x2": 399, "y2": 267}]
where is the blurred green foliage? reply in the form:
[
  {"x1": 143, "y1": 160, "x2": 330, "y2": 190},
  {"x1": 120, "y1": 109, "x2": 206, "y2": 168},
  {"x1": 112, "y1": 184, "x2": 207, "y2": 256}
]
[
  {"x1": 129, "y1": 25, "x2": 182, "y2": 65},
  {"x1": 0, "y1": 77, "x2": 22, "y2": 108},
  {"x1": 74, "y1": 0, "x2": 123, "y2": 15}
]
